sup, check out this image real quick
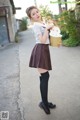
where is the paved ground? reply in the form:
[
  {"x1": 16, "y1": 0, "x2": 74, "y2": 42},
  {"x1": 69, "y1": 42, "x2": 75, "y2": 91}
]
[
  {"x1": 0, "y1": 28, "x2": 80, "y2": 120},
  {"x1": 0, "y1": 44, "x2": 22, "y2": 120}
]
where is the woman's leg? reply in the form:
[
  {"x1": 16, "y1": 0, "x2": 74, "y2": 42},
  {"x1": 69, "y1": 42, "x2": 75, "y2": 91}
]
[
  {"x1": 38, "y1": 68, "x2": 49, "y2": 103},
  {"x1": 40, "y1": 71, "x2": 49, "y2": 105},
  {"x1": 38, "y1": 68, "x2": 56, "y2": 113},
  {"x1": 38, "y1": 68, "x2": 50, "y2": 114},
  {"x1": 38, "y1": 68, "x2": 48, "y2": 73}
]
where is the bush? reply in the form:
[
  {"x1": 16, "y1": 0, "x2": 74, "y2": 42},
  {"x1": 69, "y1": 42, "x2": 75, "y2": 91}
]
[
  {"x1": 15, "y1": 32, "x2": 19, "y2": 43},
  {"x1": 58, "y1": 10, "x2": 80, "y2": 47},
  {"x1": 61, "y1": 30, "x2": 69, "y2": 40},
  {"x1": 62, "y1": 38, "x2": 79, "y2": 47},
  {"x1": 20, "y1": 17, "x2": 28, "y2": 31}
]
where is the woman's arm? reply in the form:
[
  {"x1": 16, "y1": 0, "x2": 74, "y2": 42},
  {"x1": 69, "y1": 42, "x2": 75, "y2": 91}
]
[
  {"x1": 38, "y1": 25, "x2": 53, "y2": 43},
  {"x1": 38, "y1": 29, "x2": 49, "y2": 43}
]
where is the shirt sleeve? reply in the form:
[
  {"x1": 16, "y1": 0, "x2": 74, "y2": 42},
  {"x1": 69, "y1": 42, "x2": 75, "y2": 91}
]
[{"x1": 33, "y1": 25, "x2": 42, "y2": 37}]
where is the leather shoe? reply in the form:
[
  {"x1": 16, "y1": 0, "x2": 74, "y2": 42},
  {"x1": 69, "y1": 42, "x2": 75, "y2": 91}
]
[
  {"x1": 48, "y1": 102, "x2": 56, "y2": 109},
  {"x1": 39, "y1": 102, "x2": 50, "y2": 114}
]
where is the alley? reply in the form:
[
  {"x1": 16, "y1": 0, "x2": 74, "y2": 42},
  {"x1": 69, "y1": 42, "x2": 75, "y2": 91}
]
[
  {"x1": 19, "y1": 28, "x2": 80, "y2": 120},
  {"x1": 0, "y1": 28, "x2": 80, "y2": 120}
]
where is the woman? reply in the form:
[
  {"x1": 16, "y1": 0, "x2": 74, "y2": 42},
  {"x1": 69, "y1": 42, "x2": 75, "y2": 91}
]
[{"x1": 26, "y1": 6, "x2": 56, "y2": 114}]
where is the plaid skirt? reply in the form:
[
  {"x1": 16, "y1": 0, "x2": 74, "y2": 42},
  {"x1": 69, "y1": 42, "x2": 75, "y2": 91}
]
[{"x1": 29, "y1": 43, "x2": 52, "y2": 70}]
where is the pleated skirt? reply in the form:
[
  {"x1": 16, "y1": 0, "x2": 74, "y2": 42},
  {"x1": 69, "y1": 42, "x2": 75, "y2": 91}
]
[{"x1": 29, "y1": 44, "x2": 52, "y2": 70}]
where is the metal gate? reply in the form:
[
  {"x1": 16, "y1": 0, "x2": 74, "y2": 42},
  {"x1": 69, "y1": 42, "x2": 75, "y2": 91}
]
[{"x1": 0, "y1": 17, "x2": 9, "y2": 46}]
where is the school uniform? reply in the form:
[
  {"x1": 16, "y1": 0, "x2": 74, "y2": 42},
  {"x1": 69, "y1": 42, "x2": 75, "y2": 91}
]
[
  {"x1": 29, "y1": 22, "x2": 56, "y2": 114},
  {"x1": 29, "y1": 22, "x2": 52, "y2": 70}
]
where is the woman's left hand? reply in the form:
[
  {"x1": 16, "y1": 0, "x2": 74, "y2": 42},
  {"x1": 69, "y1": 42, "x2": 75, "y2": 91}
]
[{"x1": 46, "y1": 24, "x2": 54, "y2": 30}]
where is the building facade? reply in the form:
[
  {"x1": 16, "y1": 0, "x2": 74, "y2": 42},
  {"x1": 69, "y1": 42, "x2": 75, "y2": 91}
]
[{"x1": 0, "y1": 0, "x2": 17, "y2": 46}]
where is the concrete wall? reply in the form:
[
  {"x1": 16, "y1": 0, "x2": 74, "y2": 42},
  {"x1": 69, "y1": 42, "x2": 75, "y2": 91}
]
[
  {"x1": 0, "y1": 0, "x2": 17, "y2": 43},
  {"x1": 7, "y1": 6, "x2": 15, "y2": 42},
  {"x1": 0, "y1": 0, "x2": 10, "y2": 6}
]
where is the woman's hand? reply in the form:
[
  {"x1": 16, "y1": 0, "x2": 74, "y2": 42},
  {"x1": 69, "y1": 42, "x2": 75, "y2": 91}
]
[{"x1": 46, "y1": 24, "x2": 54, "y2": 30}]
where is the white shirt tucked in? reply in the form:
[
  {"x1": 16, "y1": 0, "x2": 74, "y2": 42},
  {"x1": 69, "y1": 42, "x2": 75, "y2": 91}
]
[{"x1": 32, "y1": 22, "x2": 50, "y2": 44}]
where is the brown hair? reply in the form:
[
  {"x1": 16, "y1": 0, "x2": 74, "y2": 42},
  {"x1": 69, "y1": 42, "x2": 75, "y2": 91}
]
[{"x1": 26, "y1": 6, "x2": 38, "y2": 18}]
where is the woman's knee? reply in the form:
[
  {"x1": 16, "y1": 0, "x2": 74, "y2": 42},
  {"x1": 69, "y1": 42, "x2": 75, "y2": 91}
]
[{"x1": 38, "y1": 68, "x2": 48, "y2": 74}]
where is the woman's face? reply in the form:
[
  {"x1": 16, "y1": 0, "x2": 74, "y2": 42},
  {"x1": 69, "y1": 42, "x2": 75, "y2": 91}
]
[{"x1": 30, "y1": 8, "x2": 41, "y2": 22}]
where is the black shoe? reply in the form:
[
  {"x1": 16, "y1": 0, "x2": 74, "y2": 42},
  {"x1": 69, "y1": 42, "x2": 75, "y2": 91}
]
[
  {"x1": 39, "y1": 102, "x2": 50, "y2": 114},
  {"x1": 48, "y1": 102, "x2": 56, "y2": 109}
]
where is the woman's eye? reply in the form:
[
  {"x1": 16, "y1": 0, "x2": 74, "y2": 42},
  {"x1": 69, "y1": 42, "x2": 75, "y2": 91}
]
[
  {"x1": 36, "y1": 11, "x2": 39, "y2": 13},
  {"x1": 32, "y1": 13, "x2": 35, "y2": 16}
]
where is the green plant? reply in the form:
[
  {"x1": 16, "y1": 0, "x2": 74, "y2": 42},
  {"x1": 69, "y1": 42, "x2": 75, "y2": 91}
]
[
  {"x1": 15, "y1": 32, "x2": 19, "y2": 43},
  {"x1": 19, "y1": 17, "x2": 28, "y2": 31},
  {"x1": 58, "y1": 10, "x2": 80, "y2": 47},
  {"x1": 61, "y1": 30, "x2": 69, "y2": 40},
  {"x1": 39, "y1": 5, "x2": 54, "y2": 20},
  {"x1": 62, "y1": 38, "x2": 79, "y2": 47}
]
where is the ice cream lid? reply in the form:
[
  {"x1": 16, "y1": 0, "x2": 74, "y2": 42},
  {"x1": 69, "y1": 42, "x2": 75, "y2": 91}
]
[{"x1": 50, "y1": 30, "x2": 62, "y2": 37}]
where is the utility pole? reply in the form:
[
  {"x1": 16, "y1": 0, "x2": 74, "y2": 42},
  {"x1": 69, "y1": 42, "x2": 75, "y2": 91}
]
[
  {"x1": 58, "y1": 0, "x2": 67, "y2": 13},
  {"x1": 34, "y1": 0, "x2": 37, "y2": 6},
  {"x1": 64, "y1": 0, "x2": 67, "y2": 10},
  {"x1": 58, "y1": 0, "x2": 62, "y2": 13}
]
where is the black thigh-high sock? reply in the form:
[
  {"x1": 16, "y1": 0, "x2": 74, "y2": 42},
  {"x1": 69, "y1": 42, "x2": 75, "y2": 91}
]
[{"x1": 40, "y1": 71, "x2": 49, "y2": 106}]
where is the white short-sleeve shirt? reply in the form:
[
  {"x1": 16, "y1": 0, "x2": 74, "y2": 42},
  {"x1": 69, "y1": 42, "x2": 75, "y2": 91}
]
[{"x1": 32, "y1": 22, "x2": 50, "y2": 44}]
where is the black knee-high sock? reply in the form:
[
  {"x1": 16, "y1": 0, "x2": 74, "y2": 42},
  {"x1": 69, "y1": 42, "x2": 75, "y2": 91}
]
[{"x1": 40, "y1": 71, "x2": 49, "y2": 106}]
